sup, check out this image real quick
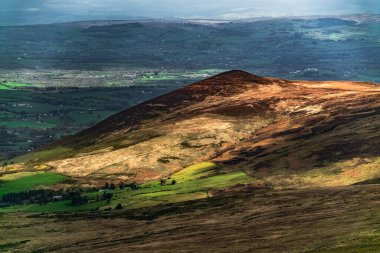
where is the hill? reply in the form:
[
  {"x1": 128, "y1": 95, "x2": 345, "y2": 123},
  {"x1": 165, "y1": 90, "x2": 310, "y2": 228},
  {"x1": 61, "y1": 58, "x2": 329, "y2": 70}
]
[
  {"x1": 5, "y1": 70, "x2": 379, "y2": 189},
  {"x1": 1, "y1": 17, "x2": 380, "y2": 82}
]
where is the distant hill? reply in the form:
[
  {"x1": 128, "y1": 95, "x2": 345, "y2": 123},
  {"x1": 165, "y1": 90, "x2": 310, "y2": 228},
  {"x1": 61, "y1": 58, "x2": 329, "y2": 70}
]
[
  {"x1": 1, "y1": 16, "x2": 379, "y2": 82},
  {"x1": 7, "y1": 70, "x2": 380, "y2": 189}
]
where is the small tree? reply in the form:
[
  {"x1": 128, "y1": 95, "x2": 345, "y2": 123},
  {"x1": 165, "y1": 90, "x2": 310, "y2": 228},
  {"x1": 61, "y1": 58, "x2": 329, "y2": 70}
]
[
  {"x1": 82, "y1": 196, "x2": 88, "y2": 204},
  {"x1": 160, "y1": 179, "x2": 166, "y2": 186},
  {"x1": 115, "y1": 203, "x2": 123, "y2": 210},
  {"x1": 71, "y1": 194, "x2": 83, "y2": 206},
  {"x1": 105, "y1": 192, "x2": 113, "y2": 204},
  {"x1": 129, "y1": 183, "x2": 139, "y2": 190},
  {"x1": 118, "y1": 182, "x2": 125, "y2": 190},
  {"x1": 171, "y1": 179, "x2": 176, "y2": 185},
  {"x1": 110, "y1": 183, "x2": 116, "y2": 190}
]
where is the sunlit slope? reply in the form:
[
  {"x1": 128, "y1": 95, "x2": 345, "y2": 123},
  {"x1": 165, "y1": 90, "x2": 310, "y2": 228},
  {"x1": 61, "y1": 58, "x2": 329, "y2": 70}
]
[{"x1": 3, "y1": 70, "x2": 379, "y2": 189}]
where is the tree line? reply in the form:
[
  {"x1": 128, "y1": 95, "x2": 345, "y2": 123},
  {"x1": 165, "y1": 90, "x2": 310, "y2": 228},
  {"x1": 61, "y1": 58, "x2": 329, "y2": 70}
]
[{"x1": 0, "y1": 181, "x2": 139, "y2": 207}]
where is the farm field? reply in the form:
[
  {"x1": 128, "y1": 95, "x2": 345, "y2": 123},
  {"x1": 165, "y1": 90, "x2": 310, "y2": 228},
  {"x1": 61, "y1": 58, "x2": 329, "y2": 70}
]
[
  {"x1": 0, "y1": 162, "x2": 251, "y2": 213},
  {"x1": 0, "y1": 172, "x2": 66, "y2": 196}
]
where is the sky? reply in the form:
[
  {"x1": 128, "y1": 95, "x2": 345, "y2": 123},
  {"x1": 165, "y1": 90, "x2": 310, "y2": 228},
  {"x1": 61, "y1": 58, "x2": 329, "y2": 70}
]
[{"x1": 0, "y1": 0, "x2": 379, "y2": 25}]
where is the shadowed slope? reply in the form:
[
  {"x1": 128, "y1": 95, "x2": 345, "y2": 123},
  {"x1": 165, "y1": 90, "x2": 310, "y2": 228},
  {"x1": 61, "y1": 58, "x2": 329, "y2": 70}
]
[{"x1": 56, "y1": 70, "x2": 271, "y2": 147}]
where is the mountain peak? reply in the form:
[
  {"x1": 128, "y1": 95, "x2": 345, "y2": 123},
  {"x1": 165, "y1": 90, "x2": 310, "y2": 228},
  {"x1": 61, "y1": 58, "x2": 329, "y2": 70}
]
[
  {"x1": 47, "y1": 70, "x2": 269, "y2": 148},
  {"x1": 215, "y1": 70, "x2": 254, "y2": 77},
  {"x1": 199, "y1": 70, "x2": 271, "y2": 85}
]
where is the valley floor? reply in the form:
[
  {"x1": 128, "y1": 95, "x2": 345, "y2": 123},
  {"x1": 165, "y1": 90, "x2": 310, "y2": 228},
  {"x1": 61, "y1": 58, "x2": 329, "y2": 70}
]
[{"x1": 1, "y1": 184, "x2": 380, "y2": 253}]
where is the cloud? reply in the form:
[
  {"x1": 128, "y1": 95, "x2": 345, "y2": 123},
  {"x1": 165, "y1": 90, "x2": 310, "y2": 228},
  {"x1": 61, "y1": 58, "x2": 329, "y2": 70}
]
[{"x1": 24, "y1": 8, "x2": 41, "y2": 12}]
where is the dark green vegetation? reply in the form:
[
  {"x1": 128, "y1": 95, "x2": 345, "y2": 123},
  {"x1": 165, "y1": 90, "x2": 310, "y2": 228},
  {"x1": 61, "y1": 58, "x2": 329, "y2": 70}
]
[
  {"x1": 1, "y1": 16, "x2": 379, "y2": 82},
  {"x1": 0, "y1": 86, "x2": 174, "y2": 160}
]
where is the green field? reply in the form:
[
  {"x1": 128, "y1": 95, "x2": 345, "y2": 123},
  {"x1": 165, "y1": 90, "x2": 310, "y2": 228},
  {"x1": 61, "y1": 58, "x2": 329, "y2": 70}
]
[
  {"x1": 0, "y1": 162, "x2": 251, "y2": 212},
  {"x1": 0, "y1": 120, "x2": 56, "y2": 129},
  {"x1": 0, "y1": 82, "x2": 29, "y2": 90},
  {"x1": 171, "y1": 161, "x2": 218, "y2": 182},
  {"x1": 118, "y1": 170, "x2": 250, "y2": 210},
  {"x1": 110, "y1": 162, "x2": 250, "y2": 209},
  {"x1": 0, "y1": 172, "x2": 66, "y2": 196}
]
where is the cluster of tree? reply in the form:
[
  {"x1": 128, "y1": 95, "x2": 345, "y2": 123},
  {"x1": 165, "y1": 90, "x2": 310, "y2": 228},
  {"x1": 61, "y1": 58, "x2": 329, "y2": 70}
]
[
  {"x1": 69, "y1": 190, "x2": 115, "y2": 206},
  {"x1": 70, "y1": 192, "x2": 89, "y2": 206},
  {"x1": 103, "y1": 182, "x2": 116, "y2": 190},
  {"x1": 99, "y1": 191, "x2": 114, "y2": 204},
  {"x1": 71, "y1": 190, "x2": 114, "y2": 206},
  {"x1": 160, "y1": 179, "x2": 176, "y2": 186},
  {"x1": 1, "y1": 189, "x2": 66, "y2": 205},
  {"x1": 103, "y1": 182, "x2": 139, "y2": 191},
  {"x1": 0, "y1": 181, "x2": 140, "y2": 208},
  {"x1": 1, "y1": 187, "x2": 97, "y2": 206}
]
